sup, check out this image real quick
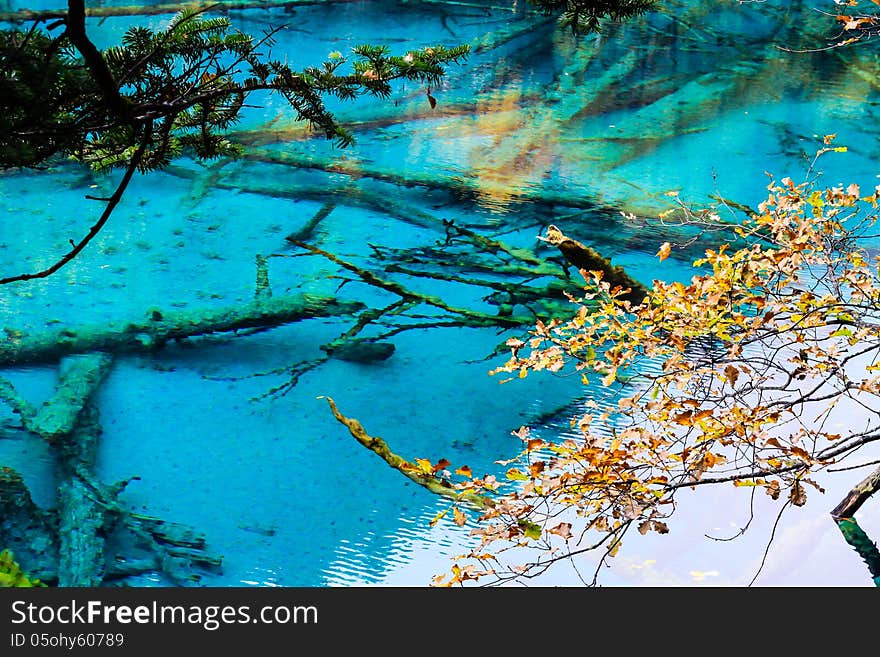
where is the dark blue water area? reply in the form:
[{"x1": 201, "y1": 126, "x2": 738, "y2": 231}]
[{"x1": 2, "y1": 1, "x2": 880, "y2": 586}]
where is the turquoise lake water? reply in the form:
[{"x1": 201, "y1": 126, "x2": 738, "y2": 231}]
[{"x1": 2, "y1": 0, "x2": 880, "y2": 586}]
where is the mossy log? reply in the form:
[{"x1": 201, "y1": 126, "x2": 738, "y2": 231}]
[
  {"x1": 0, "y1": 355, "x2": 112, "y2": 441},
  {"x1": 36, "y1": 353, "x2": 114, "y2": 441},
  {"x1": 31, "y1": 353, "x2": 112, "y2": 587},
  {"x1": 0, "y1": 354, "x2": 112, "y2": 585},
  {"x1": 538, "y1": 224, "x2": 649, "y2": 305},
  {"x1": 323, "y1": 397, "x2": 492, "y2": 509},
  {"x1": 56, "y1": 400, "x2": 107, "y2": 587},
  {"x1": 0, "y1": 294, "x2": 363, "y2": 366},
  {"x1": 1, "y1": 353, "x2": 222, "y2": 585}
]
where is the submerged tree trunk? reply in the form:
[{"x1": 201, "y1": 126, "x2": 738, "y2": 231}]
[
  {"x1": 0, "y1": 294, "x2": 363, "y2": 366},
  {"x1": 56, "y1": 400, "x2": 108, "y2": 587},
  {"x1": 31, "y1": 352, "x2": 113, "y2": 587}
]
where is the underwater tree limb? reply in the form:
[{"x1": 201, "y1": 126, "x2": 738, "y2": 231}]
[
  {"x1": 56, "y1": 400, "x2": 107, "y2": 587},
  {"x1": 119, "y1": 513, "x2": 223, "y2": 583},
  {"x1": 46, "y1": 353, "x2": 113, "y2": 586},
  {"x1": 290, "y1": 240, "x2": 529, "y2": 328},
  {"x1": 0, "y1": 377, "x2": 37, "y2": 427},
  {"x1": 323, "y1": 396, "x2": 492, "y2": 509},
  {"x1": 537, "y1": 224, "x2": 648, "y2": 305},
  {"x1": 382, "y1": 263, "x2": 571, "y2": 304},
  {"x1": 285, "y1": 201, "x2": 337, "y2": 244},
  {"x1": 1, "y1": 355, "x2": 115, "y2": 587},
  {"x1": 32, "y1": 352, "x2": 114, "y2": 441},
  {"x1": 0, "y1": 351, "x2": 113, "y2": 442},
  {"x1": 43, "y1": 353, "x2": 220, "y2": 585},
  {"x1": 442, "y1": 219, "x2": 546, "y2": 268},
  {"x1": 0, "y1": 293, "x2": 363, "y2": 366},
  {"x1": 217, "y1": 300, "x2": 411, "y2": 398}
]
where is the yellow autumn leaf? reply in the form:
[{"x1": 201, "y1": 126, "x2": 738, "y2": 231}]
[
  {"x1": 414, "y1": 458, "x2": 434, "y2": 474},
  {"x1": 429, "y1": 508, "x2": 449, "y2": 527},
  {"x1": 657, "y1": 242, "x2": 672, "y2": 262}
]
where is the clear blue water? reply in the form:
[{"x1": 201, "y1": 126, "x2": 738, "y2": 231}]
[{"x1": 2, "y1": 0, "x2": 880, "y2": 586}]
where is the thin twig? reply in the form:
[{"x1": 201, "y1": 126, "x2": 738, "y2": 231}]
[{"x1": 748, "y1": 500, "x2": 790, "y2": 587}]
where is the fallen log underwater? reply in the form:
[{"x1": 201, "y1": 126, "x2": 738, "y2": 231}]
[
  {"x1": 0, "y1": 354, "x2": 222, "y2": 585},
  {"x1": 54, "y1": 355, "x2": 113, "y2": 587},
  {"x1": 0, "y1": 265, "x2": 368, "y2": 583},
  {"x1": 0, "y1": 218, "x2": 618, "y2": 583},
  {"x1": 1, "y1": 0, "x2": 778, "y2": 584},
  {"x1": 0, "y1": 293, "x2": 363, "y2": 367}
]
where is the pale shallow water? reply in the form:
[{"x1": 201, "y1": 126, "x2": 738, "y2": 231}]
[{"x1": 1, "y1": 0, "x2": 879, "y2": 586}]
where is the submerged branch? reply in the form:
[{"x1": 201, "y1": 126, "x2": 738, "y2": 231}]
[
  {"x1": 33, "y1": 352, "x2": 114, "y2": 441},
  {"x1": 538, "y1": 224, "x2": 649, "y2": 305},
  {"x1": 0, "y1": 293, "x2": 363, "y2": 366},
  {"x1": 56, "y1": 399, "x2": 108, "y2": 587},
  {"x1": 323, "y1": 396, "x2": 492, "y2": 509},
  {"x1": 289, "y1": 240, "x2": 529, "y2": 328}
]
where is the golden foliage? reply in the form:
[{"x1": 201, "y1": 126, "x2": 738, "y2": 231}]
[{"x1": 440, "y1": 148, "x2": 880, "y2": 585}]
